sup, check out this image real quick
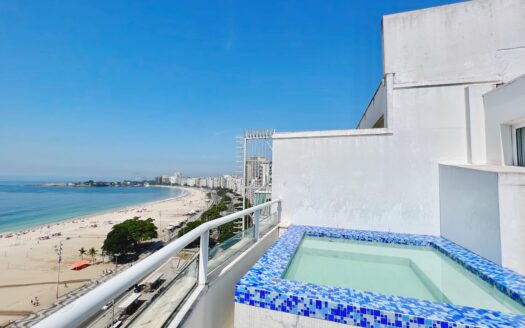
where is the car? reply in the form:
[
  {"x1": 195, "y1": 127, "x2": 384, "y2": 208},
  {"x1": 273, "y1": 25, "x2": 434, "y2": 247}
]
[{"x1": 101, "y1": 302, "x2": 112, "y2": 311}]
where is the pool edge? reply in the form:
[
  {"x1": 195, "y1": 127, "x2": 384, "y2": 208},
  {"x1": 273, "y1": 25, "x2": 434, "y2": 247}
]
[{"x1": 235, "y1": 225, "x2": 525, "y2": 327}]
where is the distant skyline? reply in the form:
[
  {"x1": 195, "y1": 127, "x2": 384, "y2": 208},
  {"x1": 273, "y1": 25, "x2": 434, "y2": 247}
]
[{"x1": 0, "y1": 0, "x2": 463, "y2": 179}]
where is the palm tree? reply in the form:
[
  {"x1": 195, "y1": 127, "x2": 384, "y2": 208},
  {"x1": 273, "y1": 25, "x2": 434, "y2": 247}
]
[
  {"x1": 88, "y1": 247, "x2": 97, "y2": 264},
  {"x1": 79, "y1": 247, "x2": 86, "y2": 260}
]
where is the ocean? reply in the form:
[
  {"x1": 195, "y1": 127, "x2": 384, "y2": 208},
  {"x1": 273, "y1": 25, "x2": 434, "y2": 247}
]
[{"x1": 0, "y1": 180, "x2": 184, "y2": 233}]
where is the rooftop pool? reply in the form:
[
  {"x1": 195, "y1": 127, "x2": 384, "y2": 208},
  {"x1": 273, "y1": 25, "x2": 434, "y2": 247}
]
[
  {"x1": 284, "y1": 236, "x2": 524, "y2": 315},
  {"x1": 235, "y1": 226, "x2": 525, "y2": 327}
]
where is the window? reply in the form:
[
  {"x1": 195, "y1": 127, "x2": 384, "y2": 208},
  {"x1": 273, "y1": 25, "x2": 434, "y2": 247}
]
[
  {"x1": 512, "y1": 122, "x2": 525, "y2": 167},
  {"x1": 517, "y1": 127, "x2": 525, "y2": 166}
]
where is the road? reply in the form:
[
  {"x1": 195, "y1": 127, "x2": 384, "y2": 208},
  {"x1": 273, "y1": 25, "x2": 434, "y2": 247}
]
[{"x1": 83, "y1": 253, "x2": 194, "y2": 328}]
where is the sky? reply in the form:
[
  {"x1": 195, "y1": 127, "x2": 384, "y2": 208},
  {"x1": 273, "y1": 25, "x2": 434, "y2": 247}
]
[{"x1": 0, "y1": 0, "x2": 463, "y2": 180}]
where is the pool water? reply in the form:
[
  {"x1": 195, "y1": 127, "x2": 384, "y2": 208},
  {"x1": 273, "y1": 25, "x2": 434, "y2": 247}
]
[{"x1": 284, "y1": 236, "x2": 525, "y2": 315}]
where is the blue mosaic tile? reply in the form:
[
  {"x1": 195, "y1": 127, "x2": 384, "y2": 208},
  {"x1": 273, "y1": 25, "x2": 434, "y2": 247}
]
[{"x1": 235, "y1": 225, "x2": 525, "y2": 327}]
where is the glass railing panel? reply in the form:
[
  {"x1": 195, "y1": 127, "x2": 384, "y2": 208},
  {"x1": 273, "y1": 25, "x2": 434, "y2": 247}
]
[
  {"x1": 126, "y1": 255, "x2": 198, "y2": 328},
  {"x1": 259, "y1": 211, "x2": 279, "y2": 236},
  {"x1": 207, "y1": 222, "x2": 256, "y2": 274}
]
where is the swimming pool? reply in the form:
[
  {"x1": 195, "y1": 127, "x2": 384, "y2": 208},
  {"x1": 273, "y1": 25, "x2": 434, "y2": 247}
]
[
  {"x1": 235, "y1": 226, "x2": 525, "y2": 327},
  {"x1": 284, "y1": 236, "x2": 524, "y2": 315}
]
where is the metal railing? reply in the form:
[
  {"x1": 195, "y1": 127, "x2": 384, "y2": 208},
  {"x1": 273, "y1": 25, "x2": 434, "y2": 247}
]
[{"x1": 33, "y1": 200, "x2": 282, "y2": 328}]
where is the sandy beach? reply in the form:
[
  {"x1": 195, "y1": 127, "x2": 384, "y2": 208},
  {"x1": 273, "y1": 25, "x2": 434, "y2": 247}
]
[{"x1": 0, "y1": 187, "x2": 208, "y2": 326}]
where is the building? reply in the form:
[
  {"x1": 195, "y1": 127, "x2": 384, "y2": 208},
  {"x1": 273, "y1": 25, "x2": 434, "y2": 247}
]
[
  {"x1": 223, "y1": 175, "x2": 243, "y2": 194},
  {"x1": 245, "y1": 156, "x2": 271, "y2": 186},
  {"x1": 245, "y1": 156, "x2": 272, "y2": 204},
  {"x1": 173, "y1": 172, "x2": 182, "y2": 185},
  {"x1": 33, "y1": 1, "x2": 525, "y2": 328},
  {"x1": 272, "y1": 0, "x2": 525, "y2": 274},
  {"x1": 161, "y1": 175, "x2": 171, "y2": 185},
  {"x1": 186, "y1": 177, "x2": 196, "y2": 187}
]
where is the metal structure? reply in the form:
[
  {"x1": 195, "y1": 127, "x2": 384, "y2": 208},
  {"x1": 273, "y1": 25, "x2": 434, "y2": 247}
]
[
  {"x1": 236, "y1": 129, "x2": 274, "y2": 209},
  {"x1": 236, "y1": 129, "x2": 274, "y2": 231}
]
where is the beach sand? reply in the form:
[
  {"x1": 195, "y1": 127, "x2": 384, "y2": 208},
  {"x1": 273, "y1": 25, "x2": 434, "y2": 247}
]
[{"x1": 0, "y1": 187, "x2": 208, "y2": 326}]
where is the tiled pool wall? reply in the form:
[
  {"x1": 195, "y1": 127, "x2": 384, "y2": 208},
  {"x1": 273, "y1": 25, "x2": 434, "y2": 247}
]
[{"x1": 235, "y1": 225, "x2": 525, "y2": 328}]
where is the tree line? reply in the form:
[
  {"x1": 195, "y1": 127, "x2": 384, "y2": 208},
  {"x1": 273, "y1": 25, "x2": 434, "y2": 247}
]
[{"x1": 178, "y1": 189, "x2": 238, "y2": 245}]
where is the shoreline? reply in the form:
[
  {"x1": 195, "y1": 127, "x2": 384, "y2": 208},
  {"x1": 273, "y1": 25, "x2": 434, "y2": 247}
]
[
  {"x1": 0, "y1": 186, "x2": 209, "y2": 326},
  {"x1": 0, "y1": 186, "x2": 188, "y2": 236}
]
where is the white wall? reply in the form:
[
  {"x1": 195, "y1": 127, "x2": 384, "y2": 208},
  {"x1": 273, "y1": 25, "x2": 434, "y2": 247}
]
[
  {"x1": 498, "y1": 171, "x2": 525, "y2": 274},
  {"x1": 483, "y1": 75, "x2": 525, "y2": 165},
  {"x1": 439, "y1": 165, "x2": 502, "y2": 265},
  {"x1": 272, "y1": 0, "x2": 525, "y2": 238},
  {"x1": 439, "y1": 164, "x2": 525, "y2": 274},
  {"x1": 273, "y1": 84, "x2": 469, "y2": 235},
  {"x1": 465, "y1": 84, "x2": 496, "y2": 164},
  {"x1": 383, "y1": 0, "x2": 525, "y2": 85}
]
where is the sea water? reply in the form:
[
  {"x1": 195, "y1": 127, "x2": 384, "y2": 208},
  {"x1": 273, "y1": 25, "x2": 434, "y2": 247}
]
[
  {"x1": 284, "y1": 236, "x2": 525, "y2": 315},
  {"x1": 0, "y1": 180, "x2": 183, "y2": 233}
]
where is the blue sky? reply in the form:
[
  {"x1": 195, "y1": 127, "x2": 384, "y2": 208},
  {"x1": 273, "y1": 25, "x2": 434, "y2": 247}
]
[{"x1": 0, "y1": 0, "x2": 462, "y2": 179}]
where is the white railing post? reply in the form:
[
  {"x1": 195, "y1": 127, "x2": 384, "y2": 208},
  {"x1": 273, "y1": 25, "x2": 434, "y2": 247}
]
[
  {"x1": 254, "y1": 209, "x2": 260, "y2": 241},
  {"x1": 198, "y1": 229, "x2": 209, "y2": 285},
  {"x1": 277, "y1": 201, "x2": 282, "y2": 223}
]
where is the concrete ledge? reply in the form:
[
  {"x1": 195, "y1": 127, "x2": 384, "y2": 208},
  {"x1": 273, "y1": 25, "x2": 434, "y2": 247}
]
[
  {"x1": 440, "y1": 163, "x2": 525, "y2": 174},
  {"x1": 392, "y1": 78, "x2": 501, "y2": 89},
  {"x1": 273, "y1": 128, "x2": 392, "y2": 140}
]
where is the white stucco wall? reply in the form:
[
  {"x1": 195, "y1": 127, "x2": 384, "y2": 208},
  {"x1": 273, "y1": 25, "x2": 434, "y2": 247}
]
[
  {"x1": 483, "y1": 75, "x2": 525, "y2": 165},
  {"x1": 273, "y1": 85, "x2": 469, "y2": 235},
  {"x1": 439, "y1": 164, "x2": 502, "y2": 265},
  {"x1": 382, "y1": 0, "x2": 525, "y2": 85},
  {"x1": 465, "y1": 84, "x2": 496, "y2": 164},
  {"x1": 497, "y1": 171, "x2": 525, "y2": 274},
  {"x1": 439, "y1": 164, "x2": 525, "y2": 274},
  {"x1": 272, "y1": 0, "x2": 525, "y2": 238}
]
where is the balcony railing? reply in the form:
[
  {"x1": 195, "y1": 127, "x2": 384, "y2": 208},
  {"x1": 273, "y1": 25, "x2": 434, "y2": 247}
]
[{"x1": 33, "y1": 200, "x2": 282, "y2": 328}]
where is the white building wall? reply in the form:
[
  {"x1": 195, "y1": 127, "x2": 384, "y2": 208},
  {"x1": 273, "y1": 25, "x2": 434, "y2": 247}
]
[
  {"x1": 272, "y1": 0, "x2": 525, "y2": 237},
  {"x1": 383, "y1": 0, "x2": 525, "y2": 85},
  {"x1": 273, "y1": 84, "x2": 469, "y2": 235},
  {"x1": 498, "y1": 171, "x2": 525, "y2": 274},
  {"x1": 483, "y1": 75, "x2": 525, "y2": 165},
  {"x1": 439, "y1": 165, "x2": 502, "y2": 265},
  {"x1": 465, "y1": 84, "x2": 496, "y2": 164},
  {"x1": 439, "y1": 164, "x2": 525, "y2": 274}
]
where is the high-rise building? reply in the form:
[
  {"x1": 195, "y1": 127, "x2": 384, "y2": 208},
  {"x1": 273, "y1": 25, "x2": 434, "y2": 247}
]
[
  {"x1": 173, "y1": 172, "x2": 182, "y2": 185},
  {"x1": 245, "y1": 156, "x2": 271, "y2": 186},
  {"x1": 245, "y1": 156, "x2": 272, "y2": 204}
]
